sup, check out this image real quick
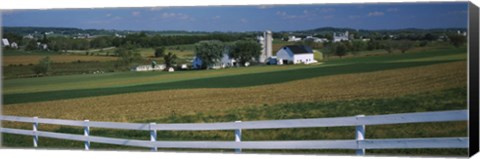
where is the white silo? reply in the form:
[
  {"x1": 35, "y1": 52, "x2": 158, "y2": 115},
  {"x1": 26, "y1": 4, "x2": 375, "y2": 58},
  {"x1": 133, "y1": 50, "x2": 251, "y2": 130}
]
[
  {"x1": 264, "y1": 30, "x2": 272, "y2": 60},
  {"x1": 258, "y1": 30, "x2": 272, "y2": 63}
]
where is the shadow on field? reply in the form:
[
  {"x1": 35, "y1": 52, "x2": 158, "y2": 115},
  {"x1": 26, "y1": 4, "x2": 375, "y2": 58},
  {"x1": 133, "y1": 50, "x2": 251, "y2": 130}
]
[{"x1": 3, "y1": 59, "x2": 461, "y2": 105}]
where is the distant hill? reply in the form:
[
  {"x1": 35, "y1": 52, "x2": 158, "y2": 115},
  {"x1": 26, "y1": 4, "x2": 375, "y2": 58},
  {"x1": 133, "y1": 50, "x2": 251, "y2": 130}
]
[
  {"x1": 2, "y1": 26, "x2": 214, "y2": 36},
  {"x1": 2, "y1": 26, "x2": 468, "y2": 37}
]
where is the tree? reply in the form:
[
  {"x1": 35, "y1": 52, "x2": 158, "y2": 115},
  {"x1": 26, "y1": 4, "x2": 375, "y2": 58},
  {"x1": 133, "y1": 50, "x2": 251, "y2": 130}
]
[
  {"x1": 350, "y1": 40, "x2": 366, "y2": 55},
  {"x1": 367, "y1": 40, "x2": 381, "y2": 50},
  {"x1": 25, "y1": 39, "x2": 38, "y2": 51},
  {"x1": 381, "y1": 40, "x2": 394, "y2": 53},
  {"x1": 194, "y1": 40, "x2": 224, "y2": 69},
  {"x1": 448, "y1": 34, "x2": 466, "y2": 48},
  {"x1": 321, "y1": 41, "x2": 336, "y2": 59},
  {"x1": 230, "y1": 40, "x2": 261, "y2": 65},
  {"x1": 115, "y1": 44, "x2": 143, "y2": 69},
  {"x1": 154, "y1": 47, "x2": 166, "y2": 57},
  {"x1": 90, "y1": 37, "x2": 109, "y2": 48},
  {"x1": 3, "y1": 32, "x2": 23, "y2": 45},
  {"x1": 32, "y1": 56, "x2": 51, "y2": 76},
  {"x1": 334, "y1": 43, "x2": 348, "y2": 58},
  {"x1": 163, "y1": 52, "x2": 177, "y2": 69},
  {"x1": 396, "y1": 40, "x2": 415, "y2": 53}
]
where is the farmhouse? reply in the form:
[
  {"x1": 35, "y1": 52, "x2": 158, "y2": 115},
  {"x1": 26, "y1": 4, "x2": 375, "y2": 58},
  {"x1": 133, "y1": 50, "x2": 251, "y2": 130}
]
[
  {"x1": 10, "y1": 42, "x2": 18, "y2": 49},
  {"x1": 276, "y1": 45, "x2": 317, "y2": 64},
  {"x1": 192, "y1": 46, "x2": 236, "y2": 69}
]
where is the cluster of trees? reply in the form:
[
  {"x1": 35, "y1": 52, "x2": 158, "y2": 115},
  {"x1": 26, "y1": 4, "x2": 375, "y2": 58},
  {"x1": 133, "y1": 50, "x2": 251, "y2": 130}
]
[
  {"x1": 153, "y1": 47, "x2": 177, "y2": 68},
  {"x1": 32, "y1": 56, "x2": 51, "y2": 76},
  {"x1": 13, "y1": 32, "x2": 250, "y2": 52},
  {"x1": 194, "y1": 40, "x2": 261, "y2": 69},
  {"x1": 113, "y1": 43, "x2": 143, "y2": 70},
  {"x1": 322, "y1": 39, "x2": 417, "y2": 58},
  {"x1": 117, "y1": 32, "x2": 249, "y2": 48}
]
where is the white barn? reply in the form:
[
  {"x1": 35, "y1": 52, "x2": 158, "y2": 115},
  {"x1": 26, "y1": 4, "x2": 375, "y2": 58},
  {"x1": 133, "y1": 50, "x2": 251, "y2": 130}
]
[{"x1": 276, "y1": 45, "x2": 317, "y2": 64}]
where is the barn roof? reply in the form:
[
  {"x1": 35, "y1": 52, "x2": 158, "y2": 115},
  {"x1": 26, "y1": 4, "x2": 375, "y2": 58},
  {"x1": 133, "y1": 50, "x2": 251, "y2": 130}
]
[{"x1": 283, "y1": 45, "x2": 313, "y2": 54}]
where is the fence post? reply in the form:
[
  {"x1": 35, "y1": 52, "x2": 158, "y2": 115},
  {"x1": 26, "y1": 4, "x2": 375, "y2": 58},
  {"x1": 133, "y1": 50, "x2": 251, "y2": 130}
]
[
  {"x1": 33, "y1": 116, "x2": 38, "y2": 148},
  {"x1": 84, "y1": 120, "x2": 90, "y2": 150},
  {"x1": 235, "y1": 121, "x2": 242, "y2": 153},
  {"x1": 150, "y1": 123, "x2": 157, "y2": 152},
  {"x1": 355, "y1": 115, "x2": 365, "y2": 156}
]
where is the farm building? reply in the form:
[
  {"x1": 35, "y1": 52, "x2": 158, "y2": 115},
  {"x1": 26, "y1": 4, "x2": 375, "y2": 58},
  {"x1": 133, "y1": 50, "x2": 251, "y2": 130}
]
[
  {"x1": 134, "y1": 64, "x2": 165, "y2": 71},
  {"x1": 10, "y1": 42, "x2": 18, "y2": 49},
  {"x1": 192, "y1": 46, "x2": 236, "y2": 69},
  {"x1": 333, "y1": 31, "x2": 350, "y2": 42},
  {"x1": 305, "y1": 36, "x2": 328, "y2": 43},
  {"x1": 1, "y1": 38, "x2": 10, "y2": 47},
  {"x1": 276, "y1": 45, "x2": 317, "y2": 64},
  {"x1": 288, "y1": 36, "x2": 302, "y2": 42}
]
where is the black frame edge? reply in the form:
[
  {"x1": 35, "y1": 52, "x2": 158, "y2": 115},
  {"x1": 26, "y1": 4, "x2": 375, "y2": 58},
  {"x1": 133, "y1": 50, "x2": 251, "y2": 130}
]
[{"x1": 469, "y1": 1, "x2": 480, "y2": 157}]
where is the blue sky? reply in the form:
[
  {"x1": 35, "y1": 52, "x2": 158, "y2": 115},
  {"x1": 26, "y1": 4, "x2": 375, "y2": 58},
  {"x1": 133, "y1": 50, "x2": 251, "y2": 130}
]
[{"x1": 1, "y1": 2, "x2": 468, "y2": 32}]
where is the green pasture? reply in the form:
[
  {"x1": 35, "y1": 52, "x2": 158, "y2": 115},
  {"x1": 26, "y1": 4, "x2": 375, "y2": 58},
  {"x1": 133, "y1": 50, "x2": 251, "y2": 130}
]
[{"x1": 3, "y1": 47, "x2": 467, "y2": 104}]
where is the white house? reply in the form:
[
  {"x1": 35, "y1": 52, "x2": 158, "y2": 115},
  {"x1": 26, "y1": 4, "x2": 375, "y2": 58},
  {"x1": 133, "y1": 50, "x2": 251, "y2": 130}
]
[
  {"x1": 1, "y1": 38, "x2": 10, "y2": 47},
  {"x1": 220, "y1": 53, "x2": 236, "y2": 68},
  {"x1": 276, "y1": 45, "x2": 317, "y2": 64},
  {"x1": 10, "y1": 42, "x2": 18, "y2": 49},
  {"x1": 192, "y1": 46, "x2": 235, "y2": 69},
  {"x1": 333, "y1": 31, "x2": 349, "y2": 42},
  {"x1": 23, "y1": 34, "x2": 34, "y2": 39}
]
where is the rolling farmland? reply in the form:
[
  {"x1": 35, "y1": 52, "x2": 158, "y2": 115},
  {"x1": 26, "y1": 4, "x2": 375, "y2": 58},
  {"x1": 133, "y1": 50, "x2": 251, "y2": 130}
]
[{"x1": 1, "y1": 46, "x2": 468, "y2": 156}]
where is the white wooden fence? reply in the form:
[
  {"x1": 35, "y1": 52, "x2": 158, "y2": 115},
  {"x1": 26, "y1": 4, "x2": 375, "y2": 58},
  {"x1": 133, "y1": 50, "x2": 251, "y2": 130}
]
[{"x1": 0, "y1": 109, "x2": 469, "y2": 155}]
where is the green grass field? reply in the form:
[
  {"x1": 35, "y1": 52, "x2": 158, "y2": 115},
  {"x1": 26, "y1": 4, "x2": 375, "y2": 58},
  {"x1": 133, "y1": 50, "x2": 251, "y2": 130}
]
[
  {"x1": 1, "y1": 45, "x2": 468, "y2": 156},
  {"x1": 3, "y1": 47, "x2": 466, "y2": 104}
]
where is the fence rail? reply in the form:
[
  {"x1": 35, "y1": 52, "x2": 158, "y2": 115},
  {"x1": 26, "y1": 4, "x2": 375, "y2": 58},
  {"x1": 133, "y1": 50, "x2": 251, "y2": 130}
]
[{"x1": 0, "y1": 109, "x2": 469, "y2": 155}]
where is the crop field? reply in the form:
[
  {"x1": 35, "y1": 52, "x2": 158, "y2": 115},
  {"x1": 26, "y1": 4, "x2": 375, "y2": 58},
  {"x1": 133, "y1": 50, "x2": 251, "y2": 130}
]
[
  {"x1": 1, "y1": 46, "x2": 468, "y2": 156},
  {"x1": 2, "y1": 55, "x2": 118, "y2": 66}
]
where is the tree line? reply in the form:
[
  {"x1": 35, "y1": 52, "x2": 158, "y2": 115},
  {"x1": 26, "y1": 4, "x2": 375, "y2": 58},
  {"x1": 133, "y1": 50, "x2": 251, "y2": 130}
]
[{"x1": 5, "y1": 32, "x2": 251, "y2": 52}]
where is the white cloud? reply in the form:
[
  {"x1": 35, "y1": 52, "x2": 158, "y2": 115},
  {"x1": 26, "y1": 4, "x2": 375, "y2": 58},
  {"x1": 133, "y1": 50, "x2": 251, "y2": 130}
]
[
  {"x1": 257, "y1": 5, "x2": 274, "y2": 9},
  {"x1": 149, "y1": 7, "x2": 165, "y2": 11},
  {"x1": 276, "y1": 10, "x2": 309, "y2": 19},
  {"x1": 240, "y1": 18, "x2": 248, "y2": 23},
  {"x1": 387, "y1": 8, "x2": 399, "y2": 12},
  {"x1": 318, "y1": 8, "x2": 335, "y2": 12},
  {"x1": 276, "y1": 11, "x2": 287, "y2": 16},
  {"x1": 131, "y1": 11, "x2": 141, "y2": 16},
  {"x1": 368, "y1": 11, "x2": 384, "y2": 16},
  {"x1": 161, "y1": 12, "x2": 190, "y2": 20},
  {"x1": 348, "y1": 15, "x2": 361, "y2": 19},
  {"x1": 322, "y1": 15, "x2": 334, "y2": 19}
]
